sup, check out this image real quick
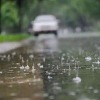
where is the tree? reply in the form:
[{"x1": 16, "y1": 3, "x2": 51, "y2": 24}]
[
  {"x1": 1, "y1": 0, "x2": 19, "y2": 33},
  {"x1": 1, "y1": 0, "x2": 100, "y2": 33}
]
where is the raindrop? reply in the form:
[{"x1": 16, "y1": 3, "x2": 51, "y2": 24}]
[
  {"x1": 73, "y1": 64, "x2": 81, "y2": 84},
  {"x1": 56, "y1": 65, "x2": 59, "y2": 70},
  {"x1": 25, "y1": 65, "x2": 30, "y2": 70},
  {"x1": 62, "y1": 53, "x2": 66, "y2": 56},
  {"x1": 7, "y1": 54, "x2": 11, "y2": 61},
  {"x1": 32, "y1": 64, "x2": 36, "y2": 74},
  {"x1": 12, "y1": 52, "x2": 16, "y2": 56},
  {"x1": 19, "y1": 55, "x2": 22, "y2": 59},
  {"x1": 91, "y1": 64, "x2": 95, "y2": 71},
  {"x1": 93, "y1": 60, "x2": 100, "y2": 64},
  {"x1": 85, "y1": 56, "x2": 92, "y2": 61},
  {"x1": 61, "y1": 57, "x2": 64, "y2": 61},
  {"x1": 20, "y1": 65, "x2": 24, "y2": 70},
  {"x1": 63, "y1": 69, "x2": 66, "y2": 73},
  {"x1": 43, "y1": 57, "x2": 46, "y2": 62},
  {"x1": 21, "y1": 57, "x2": 25, "y2": 63},
  {"x1": 48, "y1": 75, "x2": 53, "y2": 80},
  {"x1": 74, "y1": 61, "x2": 77, "y2": 68},
  {"x1": 68, "y1": 63, "x2": 71, "y2": 76},
  {"x1": 29, "y1": 54, "x2": 34, "y2": 60},
  {"x1": 37, "y1": 63, "x2": 41, "y2": 66},
  {"x1": 39, "y1": 65, "x2": 43, "y2": 68},
  {"x1": 16, "y1": 63, "x2": 20, "y2": 65},
  {"x1": 72, "y1": 76, "x2": 81, "y2": 84},
  {"x1": 46, "y1": 71, "x2": 52, "y2": 75}
]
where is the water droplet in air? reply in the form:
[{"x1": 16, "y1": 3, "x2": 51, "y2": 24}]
[
  {"x1": 72, "y1": 76, "x2": 81, "y2": 84},
  {"x1": 85, "y1": 56, "x2": 92, "y2": 61}
]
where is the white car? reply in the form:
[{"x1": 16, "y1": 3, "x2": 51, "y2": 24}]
[{"x1": 28, "y1": 15, "x2": 59, "y2": 36}]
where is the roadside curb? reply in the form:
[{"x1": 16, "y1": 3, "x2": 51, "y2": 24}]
[
  {"x1": 0, "y1": 37, "x2": 34, "y2": 54},
  {"x1": 0, "y1": 42, "x2": 22, "y2": 53}
]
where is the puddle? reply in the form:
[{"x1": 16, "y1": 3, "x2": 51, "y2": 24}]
[{"x1": 0, "y1": 36, "x2": 100, "y2": 100}]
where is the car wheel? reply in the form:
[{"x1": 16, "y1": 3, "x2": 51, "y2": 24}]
[
  {"x1": 34, "y1": 32, "x2": 39, "y2": 37},
  {"x1": 53, "y1": 31, "x2": 57, "y2": 36}
]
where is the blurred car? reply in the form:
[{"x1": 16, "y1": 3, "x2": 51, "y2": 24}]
[{"x1": 28, "y1": 15, "x2": 59, "y2": 36}]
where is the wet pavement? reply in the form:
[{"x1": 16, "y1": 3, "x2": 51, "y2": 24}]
[
  {"x1": 0, "y1": 34, "x2": 100, "y2": 100},
  {"x1": 0, "y1": 42, "x2": 22, "y2": 53},
  {"x1": 0, "y1": 37, "x2": 34, "y2": 54}
]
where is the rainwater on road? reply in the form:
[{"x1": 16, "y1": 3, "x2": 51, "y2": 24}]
[{"x1": 0, "y1": 34, "x2": 100, "y2": 100}]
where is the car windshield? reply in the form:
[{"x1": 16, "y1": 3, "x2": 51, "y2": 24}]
[{"x1": 35, "y1": 15, "x2": 56, "y2": 22}]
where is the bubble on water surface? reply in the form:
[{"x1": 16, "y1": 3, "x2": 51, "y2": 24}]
[
  {"x1": 39, "y1": 65, "x2": 43, "y2": 68},
  {"x1": 93, "y1": 60, "x2": 100, "y2": 64},
  {"x1": 72, "y1": 76, "x2": 81, "y2": 84},
  {"x1": 48, "y1": 75, "x2": 53, "y2": 80},
  {"x1": 37, "y1": 63, "x2": 41, "y2": 66},
  {"x1": 25, "y1": 65, "x2": 30, "y2": 70},
  {"x1": 85, "y1": 56, "x2": 92, "y2": 61},
  {"x1": 43, "y1": 57, "x2": 46, "y2": 62},
  {"x1": 29, "y1": 54, "x2": 34, "y2": 59},
  {"x1": 11, "y1": 52, "x2": 16, "y2": 56},
  {"x1": 32, "y1": 65, "x2": 36, "y2": 74},
  {"x1": 20, "y1": 65, "x2": 25, "y2": 70}
]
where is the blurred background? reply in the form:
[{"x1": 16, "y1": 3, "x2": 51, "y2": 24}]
[
  {"x1": 0, "y1": 1, "x2": 100, "y2": 100},
  {"x1": 1, "y1": 0, "x2": 100, "y2": 34}
]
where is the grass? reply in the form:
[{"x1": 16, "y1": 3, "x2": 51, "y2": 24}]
[{"x1": 0, "y1": 33, "x2": 30, "y2": 42}]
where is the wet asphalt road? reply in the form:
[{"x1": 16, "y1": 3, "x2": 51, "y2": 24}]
[{"x1": 0, "y1": 34, "x2": 100, "y2": 100}]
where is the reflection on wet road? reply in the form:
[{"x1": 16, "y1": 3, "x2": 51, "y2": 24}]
[
  {"x1": 0, "y1": 35, "x2": 100, "y2": 100},
  {"x1": 33, "y1": 34, "x2": 59, "y2": 52}
]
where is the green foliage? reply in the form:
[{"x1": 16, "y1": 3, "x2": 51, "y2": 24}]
[
  {"x1": 0, "y1": 34, "x2": 30, "y2": 42},
  {"x1": 1, "y1": 0, "x2": 100, "y2": 33},
  {"x1": 1, "y1": 1, "x2": 19, "y2": 31}
]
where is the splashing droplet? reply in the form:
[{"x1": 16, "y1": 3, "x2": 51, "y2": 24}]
[
  {"x1": 72, "y1": 76, "x2": 81, "y2": 84},
  {"x1": 85, "y1": 56, "x2": 92, "y2": 61}
]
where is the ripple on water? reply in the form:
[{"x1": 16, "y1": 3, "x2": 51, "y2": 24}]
[{"x1": 0, "y1": 46, "x2": 100, "y2": 100}]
